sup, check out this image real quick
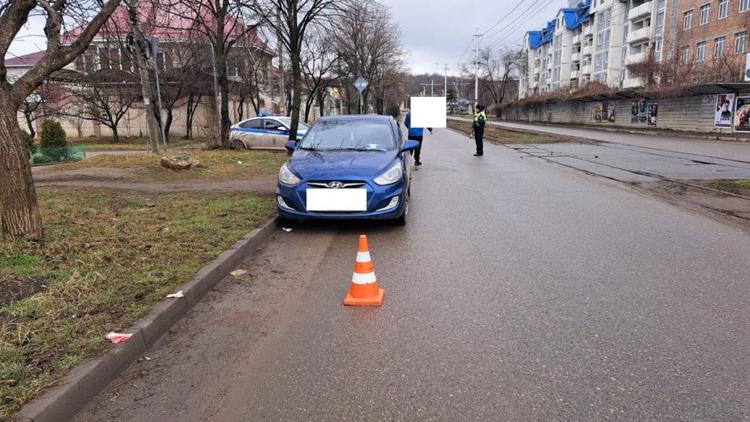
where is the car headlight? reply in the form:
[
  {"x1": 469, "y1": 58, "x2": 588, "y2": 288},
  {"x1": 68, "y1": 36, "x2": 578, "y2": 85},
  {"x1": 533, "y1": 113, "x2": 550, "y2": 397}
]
[
  {"x1": 279, "y1": 162, "x2": 300, "y2": 186},
  {"x1": 374, "y1": 162, "x2": 403, "y2": 186}
]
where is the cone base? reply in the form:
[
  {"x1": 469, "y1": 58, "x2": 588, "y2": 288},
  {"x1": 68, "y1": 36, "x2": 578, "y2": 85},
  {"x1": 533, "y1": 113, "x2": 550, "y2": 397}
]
[{"x1": 344, "y1": 288, "x2": 384, "y2": 307}]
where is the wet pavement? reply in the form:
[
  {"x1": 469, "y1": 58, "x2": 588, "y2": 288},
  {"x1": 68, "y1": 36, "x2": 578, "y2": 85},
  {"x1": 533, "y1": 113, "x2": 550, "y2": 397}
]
[{"x1": 74, "y1": 128, "x2": 750, "y2": 421}]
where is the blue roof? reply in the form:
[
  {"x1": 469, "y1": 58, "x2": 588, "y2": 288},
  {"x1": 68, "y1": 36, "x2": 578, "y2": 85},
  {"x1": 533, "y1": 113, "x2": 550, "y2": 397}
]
[{"x1": 526, "y1": 0, "x2": 590, "y2": 50}]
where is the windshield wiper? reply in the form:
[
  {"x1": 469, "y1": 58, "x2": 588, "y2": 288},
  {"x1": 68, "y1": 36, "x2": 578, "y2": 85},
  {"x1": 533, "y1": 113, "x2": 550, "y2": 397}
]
[{"x1": 337, "y1": 146, "x2": 387, "y2": 152}]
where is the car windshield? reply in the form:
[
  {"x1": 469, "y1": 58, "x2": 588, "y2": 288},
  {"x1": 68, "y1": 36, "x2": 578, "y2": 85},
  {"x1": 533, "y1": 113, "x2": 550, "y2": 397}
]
[
  {"x1": 277, "y1": 117, "x2": 309, "y2": 131},
  {"x1": 298, "y1": 119, "x2": 394, "y2": 152}
]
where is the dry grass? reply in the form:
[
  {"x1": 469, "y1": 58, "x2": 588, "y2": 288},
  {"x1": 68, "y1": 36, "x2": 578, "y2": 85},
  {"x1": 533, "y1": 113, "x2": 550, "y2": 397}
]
[
  {"x1": 0, "y1": 187, "x2": 275, "y2": 418},
  {"x1": 56, "y1": 150, "x2": 287, "y2": 182},
  {"x1": 447, "y1": 120, "x2": 574, "y2": 144},
  {"x1": 713, "y1": 179, "x2": 750, "y2": 196}
]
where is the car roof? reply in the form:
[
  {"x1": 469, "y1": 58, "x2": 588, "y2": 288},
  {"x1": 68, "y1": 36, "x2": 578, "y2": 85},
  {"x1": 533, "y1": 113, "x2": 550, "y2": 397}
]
[{"x1": 317, "y1": 114, "x2": 391, "y2": 122}]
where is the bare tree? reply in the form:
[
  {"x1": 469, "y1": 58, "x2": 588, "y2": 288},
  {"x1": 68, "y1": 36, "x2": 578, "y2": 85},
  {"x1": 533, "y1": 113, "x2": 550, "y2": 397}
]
[
  {"x1": 244, "y1": 0, "x2": 337, "y2": 139},
  {"x1": 18, "y1": 80, "x2": 63, "y2": 138},
  {"x1": 300, "y1": 28, "x2": 339, "y2": 122},
  {"x1": 161, "y1": 0, "x2": 260, "y2": 148},
  {"x1": 63, "y1": 70, "x2": 140, "y2": 142},
  {"x1": 0, "y1": 0, "x2": 121, "y2": 239},
  {"x1": 333, "y1": 0, "x2": 402, "y2": 114},
  {"x1": 235, "y1": 48, "x2": 270, "y2": 120},
  {"x1": 475, "y1": 47, "x2": 520, "y2": 112}
]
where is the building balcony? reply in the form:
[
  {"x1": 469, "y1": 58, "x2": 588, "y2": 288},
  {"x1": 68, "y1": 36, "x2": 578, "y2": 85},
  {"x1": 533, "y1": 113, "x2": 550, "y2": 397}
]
[
  {"x1": 626, "y1": 26, "x2": 652, "y2": 44},
  {"x1": 581, "y1": 65, "x2": 592, "y2": 74},
  {"x1": 582, "y1": 45, "x2": 593, "y2": 56},
  {"x1": 572, "y1": 34, "x2": 581, "y2": 45},
  {"x1": 570, "y1": 70, "x2": 580, "y2": 79},
  {"x1": 623, "y1": 77, "x2": 643, "y2": 89},
  {"x1": 571, "y1": 52, "x2": 581, "y2": 62},
  {"x1": 547, "y1": 62, "x2": 552, "y2": 71},
  {"x1": 625, "y1": 51, "x2": 648, "y2": 65},
  {"x1": 534, "y1": 67, "x2": 540, "y2": 75},
  {"x1": 583, "y1": 25, "x2": 592, "y2": 36},
  {"x1": 628, "y1": 1, "x2": 653, "y2": 21}
]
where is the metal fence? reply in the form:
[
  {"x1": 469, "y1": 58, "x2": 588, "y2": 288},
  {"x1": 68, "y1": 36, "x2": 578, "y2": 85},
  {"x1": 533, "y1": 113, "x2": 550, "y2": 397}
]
[{"x1": 29, "y1": 144, "x2": 86, "y2": 166}]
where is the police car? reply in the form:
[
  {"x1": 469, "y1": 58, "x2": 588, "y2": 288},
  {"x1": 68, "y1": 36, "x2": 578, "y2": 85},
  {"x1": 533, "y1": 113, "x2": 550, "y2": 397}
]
[{"x1": 229, "y1": 116, "x2": 309, "y2": 150}]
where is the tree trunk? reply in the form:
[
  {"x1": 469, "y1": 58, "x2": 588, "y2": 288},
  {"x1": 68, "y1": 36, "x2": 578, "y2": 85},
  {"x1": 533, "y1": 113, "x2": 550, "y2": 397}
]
[
  {"x1": 111, "y1": 125, "x2": 120, "y2": 143},
  {"x1": 317, "y1": 91, "x2": 325, "y2": 118},
  {"x1": 185, "y1": 93, "x2": 195, "y2": 139},
  {"x1": 24, "y1": 112, "x2": 36, "y2": 139},
  {"x1": 304, "y1": 91, "x2": 315, "y2": 123},
  {"x1": 0, "y1": 94, "x2": 43, "y2": 240},
  {"x1": 215, "y1": 46, "x2": 231, "y2": 149},
  {"x1": 288, "y1": 50, "x2": 303, "y2": 140},
  {"x1": 164, "y1": 107, "x2": 173, "y2": 143}
]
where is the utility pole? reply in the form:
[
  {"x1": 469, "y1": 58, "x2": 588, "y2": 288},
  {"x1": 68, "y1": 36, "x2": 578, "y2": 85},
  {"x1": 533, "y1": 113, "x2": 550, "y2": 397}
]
[
  {"x1": 127, "y1": 0, "x2": 161, "y2": 154},
  {"x1": 435, "y1": 63, "x2": 449, "y2": 97},
  {"x1": 473, "y1": 27, "x2": 481, "y2": 111},
  {"x1": 431, "y1": 79, "x2": 434, "y2": 96},
  {"x1": 277, "y1": 10, "x2": 285, "y2": 115}
]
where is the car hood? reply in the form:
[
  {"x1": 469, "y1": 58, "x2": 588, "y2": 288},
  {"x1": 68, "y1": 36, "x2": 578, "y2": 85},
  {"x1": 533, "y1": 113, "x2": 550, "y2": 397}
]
[{"x1": 289, "y1": 150, "x2": 396, "y2": 181}]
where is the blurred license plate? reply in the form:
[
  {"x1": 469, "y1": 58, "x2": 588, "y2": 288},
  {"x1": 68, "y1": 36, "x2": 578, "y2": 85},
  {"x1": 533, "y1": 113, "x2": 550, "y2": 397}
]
[{"x1": 306, "y1": 189, "x2": 367, "y2": 211}]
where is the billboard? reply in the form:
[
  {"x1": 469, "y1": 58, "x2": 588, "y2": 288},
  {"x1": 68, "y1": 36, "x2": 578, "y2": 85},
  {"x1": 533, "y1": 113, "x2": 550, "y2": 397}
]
[
  {"x1": 714, "y1": 94, "x2": 735, "y2": 128},
  {"x1": 410, "y1": 97, "x2": 447, "y2": 128},
  {"x1": 592, "y1": 101, "x2": 615, "y2": 123},
  {"x1": 734, "y1": 96, "x2": 750, "y2": 132}
]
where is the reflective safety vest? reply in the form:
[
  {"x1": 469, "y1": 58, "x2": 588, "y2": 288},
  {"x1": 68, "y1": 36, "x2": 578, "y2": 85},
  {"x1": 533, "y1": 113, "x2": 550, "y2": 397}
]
[{"x1": 473, "y1": 110, "x2": 486, "y2": 129}]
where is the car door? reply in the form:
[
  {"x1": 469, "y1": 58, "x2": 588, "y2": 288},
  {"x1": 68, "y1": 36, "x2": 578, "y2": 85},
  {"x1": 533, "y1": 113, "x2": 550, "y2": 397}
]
[
  {"x1": 232, "y1": 118, "x2": 264, "y2": 148},
  {"x1": 263, "y1": 118, "x2": 289, "y2": 148}
]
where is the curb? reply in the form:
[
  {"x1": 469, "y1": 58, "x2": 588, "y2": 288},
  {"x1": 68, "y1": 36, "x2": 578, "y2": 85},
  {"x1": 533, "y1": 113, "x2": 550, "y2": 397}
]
[{"x1": 14, "y1": 218, "x2": 279, "y2": 422}]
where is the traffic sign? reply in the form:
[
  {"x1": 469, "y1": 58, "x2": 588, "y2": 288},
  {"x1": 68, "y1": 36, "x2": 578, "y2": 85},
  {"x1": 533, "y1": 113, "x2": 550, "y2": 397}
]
[{"x1": 353, "y1": 76, "x2": 368, "y2": 93}]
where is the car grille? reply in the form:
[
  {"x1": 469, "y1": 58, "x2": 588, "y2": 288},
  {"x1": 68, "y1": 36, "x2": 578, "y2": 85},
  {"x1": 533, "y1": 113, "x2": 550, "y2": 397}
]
[{"x1": 307, "y1": 181, "x2": 366, "y2": 189}]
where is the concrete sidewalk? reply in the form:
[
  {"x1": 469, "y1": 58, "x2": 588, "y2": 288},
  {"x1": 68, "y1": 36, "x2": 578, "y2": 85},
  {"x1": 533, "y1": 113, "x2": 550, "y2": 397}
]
[{"x1": 449, "y1": 116, "x2": 750, "y2": 162}]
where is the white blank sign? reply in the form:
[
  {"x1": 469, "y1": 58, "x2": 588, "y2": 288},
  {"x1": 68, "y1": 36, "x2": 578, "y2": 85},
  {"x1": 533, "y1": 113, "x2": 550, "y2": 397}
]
[
  {"x1": 410, "y1": 97, "x2": 446, "y2": 128},
  {"x1": 306, "y1": 189, "x2": 367, "y2": 211}
]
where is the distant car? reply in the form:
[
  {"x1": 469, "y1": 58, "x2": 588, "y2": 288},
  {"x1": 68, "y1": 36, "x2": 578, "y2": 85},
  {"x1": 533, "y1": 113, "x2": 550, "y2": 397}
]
[
  {"x1": 276, "y1": 115, "x2": 419, "y2": 225},
  {"x1": 229, "y1": 116, "x2": 309, "y2": 150}
]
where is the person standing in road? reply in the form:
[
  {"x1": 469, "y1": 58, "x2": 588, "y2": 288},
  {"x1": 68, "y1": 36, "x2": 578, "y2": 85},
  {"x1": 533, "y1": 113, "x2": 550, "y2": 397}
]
[
  {"x1": 472, "y1": 104, "x2": 487, "y2": 156},
  {"x1": 404, "y1": 110, "x2": 432, "y2": 166}
]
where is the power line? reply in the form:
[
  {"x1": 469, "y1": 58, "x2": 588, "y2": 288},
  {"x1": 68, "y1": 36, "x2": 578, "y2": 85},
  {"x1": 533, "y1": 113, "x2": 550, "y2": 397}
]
[
  {"x1": 483, "y1": 0, "x2": 557, "y2": 46},
  {"x1": 481, "y1": 0, "x2": 528, "y2": 36}
]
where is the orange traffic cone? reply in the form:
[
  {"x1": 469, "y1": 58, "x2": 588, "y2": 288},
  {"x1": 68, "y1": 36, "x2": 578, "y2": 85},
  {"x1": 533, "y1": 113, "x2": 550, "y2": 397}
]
[{"x1": 344, "y1": 235, "x2": 384, "y2": 307}]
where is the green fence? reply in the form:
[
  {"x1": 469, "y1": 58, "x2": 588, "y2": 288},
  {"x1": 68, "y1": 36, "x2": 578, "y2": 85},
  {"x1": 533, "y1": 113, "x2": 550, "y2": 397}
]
[{"x1": 29, "y1": 144, "x2": 86, "y2": 166}]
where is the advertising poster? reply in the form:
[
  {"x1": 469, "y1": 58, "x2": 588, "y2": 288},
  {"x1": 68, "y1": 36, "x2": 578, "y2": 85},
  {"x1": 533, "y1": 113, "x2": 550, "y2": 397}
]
[
  {"x1": 734, "y1": 96, "x2": 750, "y2": 132},
  {"x1": 631, "y1": 100, "x2": 647, "y2": 124},
  {"x1": 714, "y1": 94, "x2": 735, "y2": 128},
  {"x1": 647, "y1": 102, "x2": 658, "y2": 125},
  {"x1": 593, "y1": 102, "x2": 615, "y2": 123}
]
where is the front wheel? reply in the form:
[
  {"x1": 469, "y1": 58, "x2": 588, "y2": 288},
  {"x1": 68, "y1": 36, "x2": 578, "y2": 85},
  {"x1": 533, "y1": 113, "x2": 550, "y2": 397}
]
[
  {"x1": 394, "y1": 189, "x2": 410, "y2": 226},
  {"x1": 230, "y1": 140, "x2": 246, "y2": 150}
]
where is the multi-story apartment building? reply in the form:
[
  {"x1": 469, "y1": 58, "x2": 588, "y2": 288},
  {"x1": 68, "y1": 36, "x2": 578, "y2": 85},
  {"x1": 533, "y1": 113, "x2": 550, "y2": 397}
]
[
  {"x1": 520, "y1": 0, "x2": 632, "y2": 98},
  {"x1": 520, "y1": 0, "x2": 749, "y2": 99},
  {"x1": 661, "y1": 0, "x2": 749, "y2": 80}
]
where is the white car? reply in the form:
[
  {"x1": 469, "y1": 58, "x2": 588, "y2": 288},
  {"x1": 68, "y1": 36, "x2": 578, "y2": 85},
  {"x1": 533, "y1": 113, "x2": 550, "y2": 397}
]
[{"x1": 229, "y1": 116, "x2": 309, "y2": 150}]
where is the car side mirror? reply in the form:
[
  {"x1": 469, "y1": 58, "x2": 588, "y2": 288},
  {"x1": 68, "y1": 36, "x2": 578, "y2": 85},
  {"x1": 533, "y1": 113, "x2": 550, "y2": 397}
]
[
  {"x1": 400, "y1": 139, "x2": 420, "y2": 153},
  {"x1": 284, "y1": 140, "x2": 297, "y2": 152}
]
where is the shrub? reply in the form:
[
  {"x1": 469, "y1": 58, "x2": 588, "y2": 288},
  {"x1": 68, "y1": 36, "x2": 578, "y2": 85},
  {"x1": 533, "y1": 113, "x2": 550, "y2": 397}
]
[
  {"x1": 30, "y1": 153, "x2": 53, "y2": 165},
  {"x1": 40, "y1": 119, "x2": 67, "y2": 149}
]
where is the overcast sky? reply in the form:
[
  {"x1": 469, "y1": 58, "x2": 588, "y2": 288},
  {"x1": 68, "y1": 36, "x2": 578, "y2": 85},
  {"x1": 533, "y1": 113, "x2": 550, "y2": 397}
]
[{"x1": 7, "y1": 0, "x2": 566, "y2": 75}]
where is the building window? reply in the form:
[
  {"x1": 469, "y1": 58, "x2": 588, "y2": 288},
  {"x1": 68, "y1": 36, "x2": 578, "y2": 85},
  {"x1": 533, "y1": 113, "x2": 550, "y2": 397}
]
[
  {"x1": 700, "y1": 4, "x2": 711, "y2": 24},
  {"x1": 654, "y1": 38, "x2": 662, "y2": 60},
  {"x1": 718, "y1": 0, "x2": 729, "y2": 18},
  {"x1": 736, "y1": 32, "x2": 747, "y2": 53},
  {"x1": 741, "y1": 0, "x2": 750, "y2": 11},
  {"x1": 715, "y1": 37, "x2": 726, "y2": 58},
  {"x1": 683, "y1": 10, "x2": 693, "y2": 29},
  {"x1": 696, "y1": 41, "x2": 706, "y2": 61},
  {"x1": 680, "y1": 46, "x2": 689, "y2": 64}
]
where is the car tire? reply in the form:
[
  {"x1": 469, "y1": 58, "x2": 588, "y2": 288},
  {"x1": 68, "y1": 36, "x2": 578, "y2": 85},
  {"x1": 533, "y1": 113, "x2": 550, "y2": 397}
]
[
  {"x1": 394, "y1": 189, "x2": 409, "y2": 226},
  {"x1": 230, "y1": 140, "x2": 246, "y2": 150}
]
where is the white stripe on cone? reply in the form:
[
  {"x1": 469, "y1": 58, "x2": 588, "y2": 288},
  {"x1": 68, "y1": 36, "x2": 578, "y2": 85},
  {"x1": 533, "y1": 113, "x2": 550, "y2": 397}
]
[
  {"x1": 351, "y1": 271, "x2": 377, "y2": 285},
  {"x1": 356, "y1": 251, "x2": 371, "y2": 262}
]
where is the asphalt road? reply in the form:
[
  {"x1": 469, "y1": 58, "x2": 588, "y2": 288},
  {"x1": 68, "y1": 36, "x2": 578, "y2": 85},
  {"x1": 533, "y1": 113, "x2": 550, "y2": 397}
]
[
  {"x1": 75, "y1": 128, "x2": 750, "y2": 421},
  {"x1": 449, "y1": 116, "x2": 750, "y2": 162}
]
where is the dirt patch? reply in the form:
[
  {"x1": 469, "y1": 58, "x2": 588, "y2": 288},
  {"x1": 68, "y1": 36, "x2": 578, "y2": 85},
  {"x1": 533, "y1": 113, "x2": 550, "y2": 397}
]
[
  {"x1": 0, "y1": 277, "x2": 48, "y2": 309},
  {"x1": 639, "y1": 180, "x2": 750, "y2": 223},
  {"x1": 34, "y1": 175, "x2": 277, "y2": 194},
  {"x1": 32, "y1": 167, "x2": 136, "y2": 183}
]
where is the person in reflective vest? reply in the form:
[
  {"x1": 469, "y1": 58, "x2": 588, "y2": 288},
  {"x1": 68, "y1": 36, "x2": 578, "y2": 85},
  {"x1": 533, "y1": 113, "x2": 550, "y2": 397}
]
[{"x1": 472, "y1": 104, "x2": 487, "y2": 156}]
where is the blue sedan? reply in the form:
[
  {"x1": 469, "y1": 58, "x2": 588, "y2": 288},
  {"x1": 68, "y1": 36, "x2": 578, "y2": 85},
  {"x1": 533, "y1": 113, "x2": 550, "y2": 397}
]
[{"x1": 276, "y1": 115, "x2": 419, "y2": 225}]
